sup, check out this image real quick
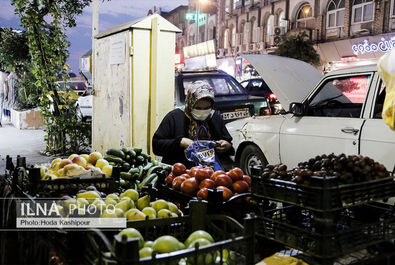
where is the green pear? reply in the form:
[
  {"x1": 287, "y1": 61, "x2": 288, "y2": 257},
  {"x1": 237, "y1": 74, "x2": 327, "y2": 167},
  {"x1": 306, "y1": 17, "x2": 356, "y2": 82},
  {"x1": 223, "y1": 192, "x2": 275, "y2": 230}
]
[
  {"x1": 114, "y1": 208, "x2": 124, "y2": 218},
  {"x1": 142, "y1": 207, "x2": 156, "y2": 219},
  {"x1": 63, "y1": 198, "x2": 78, "y2": 212},
  {"x1": 120, "y1": 197, "x2": 135, "y2": 209},
  {"x1": 117, "y1": 228, "x2": 144, "y2": 249},
  {"x1": 77, "y1": 191, "x2": 101, "y2": 203},
  {"x1": 125, "y1": 209, "x2": 146, "y2": 221},
  {"x1": 115, "y1": 200, "x2": 131, "y2": 213},
  {"x1": 77, "y1": 198, "x2": 89, "y2": 208},
  {"x1": 101, "y1": 209, "x2": 118, "y2": 218},
  {"x1": 144, "y1": 241, "x2": 155, "y2": 248},
  {"x1": 105, "y1": 198, "x2": 117, "y2": 206},
  {"x1": 106, "y1": 193, "x2": 120, "y2": 203},
  {"x1": 137, "y1": 195, "x2": 150, "y2": 210},
  {"x1": 157, "y1": 209, "x2": 172, "y2": 219},
  {"x1": 120, "y1": 189, "x2": 139, "y2": 201},
  {"x1": 139, "y1": 247, "x2": 153, "y2": 258},
  {"x1": 170, "y1": 212, "x2": 178, "y2": 218},
  {"x1": 167, "y1": 202, "x2": 179, "y2": 214},
  {"x1": 151, "y1": 199, "x2": 168, "y2": 212}
]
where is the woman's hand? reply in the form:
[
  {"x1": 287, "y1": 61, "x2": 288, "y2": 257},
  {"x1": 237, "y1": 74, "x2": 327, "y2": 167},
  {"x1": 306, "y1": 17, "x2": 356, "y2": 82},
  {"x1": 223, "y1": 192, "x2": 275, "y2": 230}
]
[
  {"x1": 180, "y1": 137, "x2": 193, "y2": 149},
  {"x1": 215, "y1": 140, "x2": 231, "y2": 153}
]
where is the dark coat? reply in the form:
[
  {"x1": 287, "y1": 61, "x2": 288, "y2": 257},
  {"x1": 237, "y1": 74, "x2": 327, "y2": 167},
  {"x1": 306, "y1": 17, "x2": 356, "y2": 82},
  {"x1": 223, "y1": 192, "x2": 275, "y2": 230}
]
[{"x1": 152, "y1": 108, "x2": 234, "y2": 167}]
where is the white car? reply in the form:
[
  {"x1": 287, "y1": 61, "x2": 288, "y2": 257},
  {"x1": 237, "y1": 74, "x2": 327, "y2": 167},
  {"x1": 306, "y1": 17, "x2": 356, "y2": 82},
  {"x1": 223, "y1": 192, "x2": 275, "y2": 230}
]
[
  {"x1": 76, "y1": 95, "x2": 92, "y2": 122},
  {"x1": 227, "y1": 54, "x2": 395, "y2": 175}
]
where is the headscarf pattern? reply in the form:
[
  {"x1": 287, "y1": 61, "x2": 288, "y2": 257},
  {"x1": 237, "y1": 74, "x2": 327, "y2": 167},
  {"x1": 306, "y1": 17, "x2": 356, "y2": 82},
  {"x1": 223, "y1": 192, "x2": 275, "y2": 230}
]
[{"x1": 184, "y1": 81, "x2": 215, "y2": 139}]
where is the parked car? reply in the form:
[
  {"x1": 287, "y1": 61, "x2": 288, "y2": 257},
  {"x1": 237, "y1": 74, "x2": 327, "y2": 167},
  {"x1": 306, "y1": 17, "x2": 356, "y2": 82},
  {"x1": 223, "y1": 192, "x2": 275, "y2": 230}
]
[
  {"x1": 240, "y1": 78, "x2": 284, "y2": 114},
  {"x1": 175, "y1": 70, "x2": 270, "y2": 123},
  {"x1": 57, "y1": 81, "x2": 89, "y2": 96},
  {"x1": 227, "y1": 54, "x2": 395, "y2": 175},
  {"x1": 76, "y1": 94, "x2": 92, "y2": 122}
]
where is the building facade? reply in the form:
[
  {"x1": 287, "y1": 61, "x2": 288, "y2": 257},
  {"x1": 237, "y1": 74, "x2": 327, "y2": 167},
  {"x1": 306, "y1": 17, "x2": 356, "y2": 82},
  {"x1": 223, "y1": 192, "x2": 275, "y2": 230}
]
[{"x1": 214, "y1": 0, "x2": 395, "y2": 71}]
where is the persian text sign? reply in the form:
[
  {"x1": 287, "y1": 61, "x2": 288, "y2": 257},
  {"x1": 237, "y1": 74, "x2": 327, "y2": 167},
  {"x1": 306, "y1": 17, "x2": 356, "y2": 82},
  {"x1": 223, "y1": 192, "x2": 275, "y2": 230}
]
[{"x1": 352, "y1": 36, "x2": 395, "y2": 55}]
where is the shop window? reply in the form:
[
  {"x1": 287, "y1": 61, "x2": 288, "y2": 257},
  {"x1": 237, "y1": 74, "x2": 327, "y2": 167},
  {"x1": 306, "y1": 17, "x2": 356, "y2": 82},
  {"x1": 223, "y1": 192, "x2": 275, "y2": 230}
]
[
  {"x1": 252, "y1": 19, "x2": 259, "y2": 42},
  {"x1": 327, "y1": 0, "x2": 345, "y2": 28},
  {"x1": 352, "y1": 0, "x2": 374, "y2": 23},
  {"x1": 232, "y1": 27, "x2": 237, "y2": 46},
  {"x1": 307, "y1": 75, "x2": 371, "y2": 118},
  {"x1": 224, "y1": 29, "x2": 230, "y2": 48}
]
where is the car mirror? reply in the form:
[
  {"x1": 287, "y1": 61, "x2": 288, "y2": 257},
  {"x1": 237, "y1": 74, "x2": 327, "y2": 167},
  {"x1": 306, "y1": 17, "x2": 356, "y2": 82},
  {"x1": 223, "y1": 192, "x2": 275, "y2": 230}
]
[{"x1": 289, "y1": 102, "x2": 304, "y2": 116}]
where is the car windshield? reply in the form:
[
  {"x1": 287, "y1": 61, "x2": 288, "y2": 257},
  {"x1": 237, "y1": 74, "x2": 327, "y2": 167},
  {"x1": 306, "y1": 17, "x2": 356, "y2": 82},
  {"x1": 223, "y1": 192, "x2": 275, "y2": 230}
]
[
  {"x1": 244, "y1": 79, "x2": 272, "y2": 96},
  {"x1": 182, "y1": 76, "x2": 245, "y2": 97}
]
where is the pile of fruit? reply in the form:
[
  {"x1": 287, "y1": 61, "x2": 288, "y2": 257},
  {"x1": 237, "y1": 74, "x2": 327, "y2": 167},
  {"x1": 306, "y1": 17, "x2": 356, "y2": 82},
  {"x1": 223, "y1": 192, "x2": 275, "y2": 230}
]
[
  {"x1": 54, "y1": 187, "x2": 183, "y2": 220},
  {"x1": 116, "y1": 228, "x2": 235, "y2": 263},
  {"x1": 104, "y1": 147, "x2": 171, "y2": 190},
  {"x1": 261, "y1": 153, "x2": 390, "y2": 185},
  {"x1": 164, "y1": 163, "x2": 251, "y2": 201},
  {"x1": 37, "y1": 152, "x2": 112, "y2": 180}
]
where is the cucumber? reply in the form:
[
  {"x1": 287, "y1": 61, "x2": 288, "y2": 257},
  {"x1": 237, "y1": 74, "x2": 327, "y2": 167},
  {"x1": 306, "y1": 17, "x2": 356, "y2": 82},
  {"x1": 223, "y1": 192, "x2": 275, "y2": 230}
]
[
  {"x1": 145, "y1": 166, "x2": 162, "y2": 178},
  {"x1": 121, "y1": 147, "x2": 129, "y2": 154},
  {"x1": 104, "y1": 155, "x2": 124, "y2": 164},
  {"x1": 109, "y1": 162, "x2": 116, "y2": 166},
  {"x1": 136, "y1": 156, "x2": 145, "y2": 164},
  {"x1": 106, "y1": 148, "x2": 125, "y2": 159},
  {"x1": 132, "y1": 173, "x2": 139, "y2": 180},
  {"x1": 151, "y1": 160, "x2": 159, "y2": 166},
  {"x1": 138, "y1": 166, "x2": 144, "y2": 180},
  {"x1": 128, "y1": 168, "x2": 139, "y2": 174},
  {"x1": 120, "y1": 172, "x2": 132, "y2": 180},
  {"x1": 143, "y1": 163, "x2": 153, "y2": 172},
  {"x1": 133, "y1": 147, "x2": 142, "y2": 154},
  {"x1": 140, "y1": 152, "x2": 151, "y2": 161},
  {"x1": 138, "y1": 173, "x2": 158, "y2": 190},
  {"x1": 129, "y1": 150, "x2": 136, "y2": 158},
  {"x1": 122, "y1": 162, "x2": 131, "y2": 171}
]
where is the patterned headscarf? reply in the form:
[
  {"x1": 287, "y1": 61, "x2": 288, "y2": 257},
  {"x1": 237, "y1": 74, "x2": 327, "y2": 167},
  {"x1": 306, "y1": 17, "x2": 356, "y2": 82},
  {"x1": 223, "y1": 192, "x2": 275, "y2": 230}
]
[{"x1": 184, "y1": 81, "x2": 215, "y2": 139}]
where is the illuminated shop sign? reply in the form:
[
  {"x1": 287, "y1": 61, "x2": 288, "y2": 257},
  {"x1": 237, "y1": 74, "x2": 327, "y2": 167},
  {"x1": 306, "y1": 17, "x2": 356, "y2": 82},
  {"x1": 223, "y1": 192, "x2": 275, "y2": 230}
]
[{"x1": 352, "y1": 36, "x2": 395, "y2": 55}]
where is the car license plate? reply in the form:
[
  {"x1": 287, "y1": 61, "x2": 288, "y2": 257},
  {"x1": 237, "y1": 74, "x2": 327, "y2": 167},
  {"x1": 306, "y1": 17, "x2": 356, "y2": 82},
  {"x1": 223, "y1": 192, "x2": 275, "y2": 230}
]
[{"x1": 221, "y1": 109, "x2": 250, "y2": 120}]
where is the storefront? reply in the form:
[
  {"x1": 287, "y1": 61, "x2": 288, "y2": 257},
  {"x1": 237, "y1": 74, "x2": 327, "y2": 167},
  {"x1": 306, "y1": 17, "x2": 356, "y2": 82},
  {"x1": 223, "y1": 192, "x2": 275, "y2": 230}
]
[{"x1": 317, "y1": 33, "x2": 395, "y2": 72}]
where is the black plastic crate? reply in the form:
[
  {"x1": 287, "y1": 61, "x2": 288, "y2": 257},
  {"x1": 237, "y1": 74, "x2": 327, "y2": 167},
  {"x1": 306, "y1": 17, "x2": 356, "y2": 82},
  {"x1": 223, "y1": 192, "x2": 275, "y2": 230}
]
[
  {"x1": 13, "y1": 165, "x2": 121, "y2": 197},
  {"x1": 84, "y1": 200, "x2": 257, "y2": 265},
  {"x1": 252, "y1": 175, "x2": 395, "y2": 212},
  {"x1": 257, "y1": 203, "x2": 395, "y2": 259}
]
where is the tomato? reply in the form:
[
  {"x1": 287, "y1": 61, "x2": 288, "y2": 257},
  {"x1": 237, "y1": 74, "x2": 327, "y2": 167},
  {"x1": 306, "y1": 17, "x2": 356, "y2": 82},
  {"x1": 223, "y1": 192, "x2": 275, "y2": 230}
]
[
  {"x1": 227, "y1": 167, "x2": 244, "y2": 182},
  {"x1": 210, "y1": 170, "x2": 226, "y2": 182},
  {"x1": 172, "y1": 163, "x2": 186, "y2": 176}
]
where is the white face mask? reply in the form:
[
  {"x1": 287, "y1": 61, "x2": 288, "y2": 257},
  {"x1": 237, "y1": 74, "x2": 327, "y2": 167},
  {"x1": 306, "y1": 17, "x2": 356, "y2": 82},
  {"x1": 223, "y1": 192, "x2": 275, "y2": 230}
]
[{"x1": 191, "y1": 108, "x2": 212, "y2": 121}]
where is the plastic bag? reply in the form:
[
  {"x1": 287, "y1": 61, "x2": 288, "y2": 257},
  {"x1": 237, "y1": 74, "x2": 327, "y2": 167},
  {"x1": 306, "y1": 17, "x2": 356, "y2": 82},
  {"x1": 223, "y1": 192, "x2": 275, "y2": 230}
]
[
  {"x1": 184, "y1": 126, "x2": 223, "y2": 171},
  {"x1": 377, "y1": 49, "x2": 395, "y2": 130}
]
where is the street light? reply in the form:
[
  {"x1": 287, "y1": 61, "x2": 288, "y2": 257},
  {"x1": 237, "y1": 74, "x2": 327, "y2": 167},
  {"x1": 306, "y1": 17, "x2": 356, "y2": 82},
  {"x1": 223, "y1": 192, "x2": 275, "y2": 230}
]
[{"x1": 196, "y1": 0, "x2": 209, "y2": 44}]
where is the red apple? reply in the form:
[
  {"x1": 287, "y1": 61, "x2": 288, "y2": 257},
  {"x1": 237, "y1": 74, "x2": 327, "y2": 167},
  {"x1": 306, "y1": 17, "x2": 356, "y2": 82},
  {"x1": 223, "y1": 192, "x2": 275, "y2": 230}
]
[
  {"x1": 214, "y1": 174, "x2": 233, "y2": 189},
  {"x1": 195, "y1": 168, "x2": 210, "y2": 182},
  {"x1": 227, "y1": 168, "x2": 244, "y2": 182},
  {"x1": 165, "y1": 173, "x2": 175, "y2": 186},
  {"x1": 204, "y1": 167, "x2": 214, "y2": 178},
  {"x1": 181, "y1": 177, "x2": 199, "y2": 195},
  {"x1": 216, "y1": 186, "x2": 233, "y2": 200},
  {"x1": 243, "y1": 175, "x2": 251, "y2": 186},
  {"x1": 210, "y1": 171, "x2": 226, "y2": 182},
  {"x1": 199, "y1": 179, "x2": 215, "y2": 189},
  {"x1": 232, "y1": 180, "x2": 249, "y2": 193},
  {"x1": 180, "y1": 173, "x2": 191, "y2": 179},
  {"x1": 59, "y1": 159, "x2": 72, "y2": 169},
  {"x1": 186, "y1": 169, "x2": 191, "y2": 175},
  {"x1": 172, "y1": 163, "x2": 186, "y2": 176},
  {"x1": 85, "y1": 165, "x2": 95, "y2": 170},
  {"x1": 197, "y1": 188, "x2": 209, "y2": 200},
  {"x1": 172, "y1": 176, "x2": 186, "y2": 190}
]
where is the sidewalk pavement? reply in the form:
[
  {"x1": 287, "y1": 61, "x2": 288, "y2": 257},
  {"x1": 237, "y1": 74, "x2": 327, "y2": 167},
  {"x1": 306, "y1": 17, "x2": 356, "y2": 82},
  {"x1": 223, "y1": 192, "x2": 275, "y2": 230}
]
[{"x1": 0, "y1": 120, "x2": 52, "y2": 172}]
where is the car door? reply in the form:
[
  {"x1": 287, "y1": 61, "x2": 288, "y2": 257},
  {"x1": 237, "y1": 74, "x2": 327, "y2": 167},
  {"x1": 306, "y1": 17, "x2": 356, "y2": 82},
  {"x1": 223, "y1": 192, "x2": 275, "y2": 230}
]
[
  {"x1": 360, "y1": 77, "x2": 395, "y2": 171},
  {"x1": 279, "y1": 72, "x2": 374, "y2": 168}
]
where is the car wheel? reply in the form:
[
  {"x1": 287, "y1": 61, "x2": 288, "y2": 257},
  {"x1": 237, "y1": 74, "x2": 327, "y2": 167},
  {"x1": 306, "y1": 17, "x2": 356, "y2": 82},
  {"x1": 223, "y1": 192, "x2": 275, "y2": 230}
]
[{"x1": 240, "y1": 145, "x2": 267, "y2": 176}]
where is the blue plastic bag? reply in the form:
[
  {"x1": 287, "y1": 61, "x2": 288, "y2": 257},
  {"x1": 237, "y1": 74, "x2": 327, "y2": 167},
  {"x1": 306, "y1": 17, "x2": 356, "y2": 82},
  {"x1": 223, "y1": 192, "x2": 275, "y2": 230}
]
[{"x1": 184, "y1": 126, "x2": 223, "y2": 171}]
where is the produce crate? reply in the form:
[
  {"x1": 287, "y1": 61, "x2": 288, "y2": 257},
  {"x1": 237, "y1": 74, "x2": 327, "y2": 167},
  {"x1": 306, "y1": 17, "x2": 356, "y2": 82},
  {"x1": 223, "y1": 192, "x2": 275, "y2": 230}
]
[
  {"x1": 14, "y1": 165, "x2": 121, "y2": 197},
  {"x1": 257, "y1": 203, "x2": 395, "y2": 260},
  {"x1": 84, "y1": 200, "x2": 257, "y2": 265},
  {"x1": 251, "y1": 174, "x2": 395, "y2": 212}
]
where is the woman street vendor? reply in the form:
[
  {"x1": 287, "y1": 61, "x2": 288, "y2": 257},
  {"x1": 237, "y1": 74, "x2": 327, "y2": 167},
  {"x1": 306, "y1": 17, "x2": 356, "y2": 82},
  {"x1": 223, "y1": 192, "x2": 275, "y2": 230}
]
[{"x1": 152, "y1": 81, "x2": 234, "y2": 168}]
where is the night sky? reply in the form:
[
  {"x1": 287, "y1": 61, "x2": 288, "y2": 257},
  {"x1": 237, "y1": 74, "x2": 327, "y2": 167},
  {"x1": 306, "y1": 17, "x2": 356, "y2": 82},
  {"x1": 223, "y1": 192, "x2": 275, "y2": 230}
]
[{"x1": 0, "y1": 0, "x2": 188, "y2": 73}]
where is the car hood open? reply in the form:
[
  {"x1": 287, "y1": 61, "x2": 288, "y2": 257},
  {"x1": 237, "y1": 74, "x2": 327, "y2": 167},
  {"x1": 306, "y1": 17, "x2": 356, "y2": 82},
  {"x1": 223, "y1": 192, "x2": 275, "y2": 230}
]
[{"x1": 241, "y1": 54, "x2": 322, "y2": 111}]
